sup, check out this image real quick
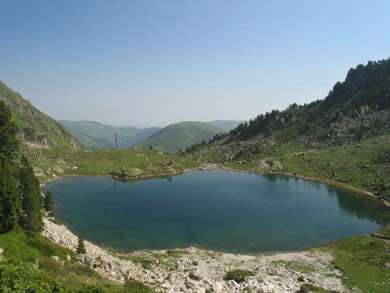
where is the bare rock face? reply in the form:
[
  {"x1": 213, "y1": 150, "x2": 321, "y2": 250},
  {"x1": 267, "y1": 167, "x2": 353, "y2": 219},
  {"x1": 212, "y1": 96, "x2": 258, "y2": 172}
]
[
  {"x1": 18, "y1": 128, "x2": 48, "y2": 147},
  {"x1": 42, "y1": 218, "x2": 348, "y2": 292}
]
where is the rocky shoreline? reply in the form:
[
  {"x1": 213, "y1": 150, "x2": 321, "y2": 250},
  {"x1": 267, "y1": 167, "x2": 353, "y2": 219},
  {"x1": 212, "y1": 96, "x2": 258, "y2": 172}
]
[{"x1": 43, "y1": 218, "x2": 348, "y2": 293}]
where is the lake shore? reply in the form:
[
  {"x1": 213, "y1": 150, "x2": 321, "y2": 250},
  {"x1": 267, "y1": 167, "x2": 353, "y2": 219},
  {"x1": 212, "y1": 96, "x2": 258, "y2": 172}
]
[
  {"x1": 40, "y1": 165, "x2": 390, "y2": 292},
  {"x1": 43, "y1": 217, "x2": 348, "y2": 293},
  {"x1": 44, "y1": 162, "x2": 389, "y2": 209}
]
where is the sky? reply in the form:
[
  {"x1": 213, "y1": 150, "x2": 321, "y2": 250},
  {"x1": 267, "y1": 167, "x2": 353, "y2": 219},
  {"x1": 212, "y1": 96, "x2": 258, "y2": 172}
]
[{"x1": 1, "y1": 0, "x2": 390, "y2": 127}]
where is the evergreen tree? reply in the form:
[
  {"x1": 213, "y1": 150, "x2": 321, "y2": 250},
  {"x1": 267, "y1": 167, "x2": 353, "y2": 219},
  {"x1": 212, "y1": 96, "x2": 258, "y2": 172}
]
[
  {"x1": 76, "y1": 236, "x2": 86, "y2": 254},
  {"x1": 0, "y1": 101, "x2": 18, "y2": 158},
  {"x1": 44, "y1": 191, "x2": 54, "y2": 213},
  {"x1": 0, "y1": 160, "x2": 19, "y2": 232},
  {"x1": 19, "y1": 155, "x2": 43, "y2": 232},
  {"x1": 0, "y1": 101, "x2": 20, "y2": 233}
]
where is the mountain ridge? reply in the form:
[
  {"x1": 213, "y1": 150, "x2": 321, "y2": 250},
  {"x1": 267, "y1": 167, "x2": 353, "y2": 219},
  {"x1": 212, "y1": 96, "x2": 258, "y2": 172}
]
[
  {"x1": 186, "y1": 59, "x2": 390, "y2": 150},
  {"x1": 60, "y1": 120, "x2": 160, "y2": 149},
  {"x1": 60, "y1": 120, "x2": 241, "y2": 150},
  {"x1": 0, "y1": 80, "x2": 80, "y2": 150}
]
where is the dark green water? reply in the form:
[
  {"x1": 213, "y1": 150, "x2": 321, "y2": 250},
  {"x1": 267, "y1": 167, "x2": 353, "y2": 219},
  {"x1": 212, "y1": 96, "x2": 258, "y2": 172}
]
[{"x1": 45, "y1": 171, "x2": 390, "y2": 253}]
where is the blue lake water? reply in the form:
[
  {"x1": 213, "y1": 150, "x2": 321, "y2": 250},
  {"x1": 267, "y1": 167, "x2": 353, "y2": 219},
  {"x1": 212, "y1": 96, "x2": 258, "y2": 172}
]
[{"x1": 45, "y1": 171, "x2": 390, "y2": 253}]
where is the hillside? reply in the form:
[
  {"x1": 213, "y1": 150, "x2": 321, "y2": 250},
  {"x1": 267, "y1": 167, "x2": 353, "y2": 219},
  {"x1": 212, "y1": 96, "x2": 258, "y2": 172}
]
[
  {"x1": 226, "y1": 59, "x2": 390, "y2": 144},
  {"x1": 206, "y1": 120, "x2": 242, "y2": 131},
  {"x1": 137, "y1": 121, "x2": 224, "y2": 153},
  {"x1": 0, "y1": 81, "x2": 79, "y2": 150},
  {"x1": 188, "y1": 59, "x2": 390, "y2": 204},
  {"x1": 60, "y1": 120, "x2": 160, "y2": 149}
]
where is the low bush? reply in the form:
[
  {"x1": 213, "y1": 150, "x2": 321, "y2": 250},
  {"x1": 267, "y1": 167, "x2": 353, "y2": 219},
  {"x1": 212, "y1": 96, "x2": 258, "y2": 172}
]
[{"x1": 223, "y1": 269, "x2": 254, "y2": 283}]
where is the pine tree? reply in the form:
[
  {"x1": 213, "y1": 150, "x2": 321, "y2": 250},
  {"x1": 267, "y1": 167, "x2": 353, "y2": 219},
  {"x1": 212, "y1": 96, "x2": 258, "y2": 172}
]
[
  {"x1": 19, "y1": 155, "x2": 43, "y2": 232},
  {"x1": 76, "y1": 236, "x2": 86, "y2": 254},
  {"x1": 0, "y1": 101, "x2": 18, "y2": 158},
  {"x1": 44, "y1": 191, "x2": 54, "y2": 213},
  {"x1": 0, "y1": 101, "x2": 20, "y2": 233},
  {"x1": 0, "y1": 160, "x2": 19, "y2": 232}
]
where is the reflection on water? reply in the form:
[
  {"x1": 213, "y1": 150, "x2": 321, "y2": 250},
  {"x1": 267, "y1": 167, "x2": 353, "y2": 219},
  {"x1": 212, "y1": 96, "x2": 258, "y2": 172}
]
[
  {"x1": 45, "y1": 171, "x2": 390, "y2": 253},
  {"x1": 261, "y1": 175, "x2": 389, "y2": 226}
]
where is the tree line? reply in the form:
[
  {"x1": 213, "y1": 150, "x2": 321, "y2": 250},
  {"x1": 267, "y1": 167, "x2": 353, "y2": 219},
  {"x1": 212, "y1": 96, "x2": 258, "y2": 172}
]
[{"x1": 0, "y1": 101, "x2": 53, "y2": 234}]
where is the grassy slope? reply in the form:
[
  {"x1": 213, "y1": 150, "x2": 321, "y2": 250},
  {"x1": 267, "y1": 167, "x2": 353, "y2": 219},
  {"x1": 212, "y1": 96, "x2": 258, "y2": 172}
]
[
  {"x1": 0, "y1": 228, "x2": 156, "y2": 292},
  {"x1": 66, "y1": 149, "x2": 200, "y2": 176},
  {"x1": 27, "y1": 147, "x2": 200, "y2": 182},
  {"x1": 0, "y1": 81, "x2": 78, "y2": 149},
  {"x1": 138, "y1": 121, "x2": 224, "y2": 153},
  {"x1": 197, "y1": 134, "x2": 390, "y2": 202}
]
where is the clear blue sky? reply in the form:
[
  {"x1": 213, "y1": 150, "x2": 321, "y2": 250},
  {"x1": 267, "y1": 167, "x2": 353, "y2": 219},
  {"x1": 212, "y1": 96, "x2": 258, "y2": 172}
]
[{"x1": 1, "y1": 0, "x2": 390, "y2": 127}]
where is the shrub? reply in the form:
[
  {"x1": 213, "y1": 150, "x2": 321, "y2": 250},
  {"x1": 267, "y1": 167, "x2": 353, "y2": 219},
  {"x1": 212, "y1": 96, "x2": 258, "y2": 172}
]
[
  {"x1": 223, "y1": 269, "x2": 254, "y2": 283},
  {"x1": 0, "y1": 259, "x2": 61, "y2": 292},
  {"x1": 76, "y1": 236, "x2": 86, "y2": 254}
]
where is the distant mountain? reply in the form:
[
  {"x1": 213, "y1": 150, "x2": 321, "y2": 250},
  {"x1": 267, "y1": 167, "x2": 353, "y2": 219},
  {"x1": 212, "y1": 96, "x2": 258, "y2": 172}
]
[
  {"x1": 206, "y1": 120, "x2": 242, "y2": 131},
  {"x1": 60, "y1": 120, "x2": 160, "y2": 149},
  {"x1": 0, "y1": 81, "x2": 79, "y2": 149},
  {"x1": 122, "y1": 127, "x2": 160, "y2": 147},
  {"x1": 137, "y1": 121, "x2": 225, "y2": 152}
]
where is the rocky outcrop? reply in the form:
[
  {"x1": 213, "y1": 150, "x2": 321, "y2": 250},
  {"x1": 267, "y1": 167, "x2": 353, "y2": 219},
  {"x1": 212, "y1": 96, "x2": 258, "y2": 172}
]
[
  {"x1": 298, "y1": 108, "x2": 390, "y2": 147},
  {"x1": 109, "y1": 162, "x2": 189, "y2": 181},
  {"x1": 43, "y1": 218, "x2": 348, "y2": 293},
  {"x1": 18, "y1": 128, "x2": 49, "y2": 148}
]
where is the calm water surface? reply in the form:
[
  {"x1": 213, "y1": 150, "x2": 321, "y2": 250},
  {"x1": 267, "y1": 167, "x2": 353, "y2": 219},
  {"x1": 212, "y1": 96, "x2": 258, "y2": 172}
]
[{"x1": 45, "y1": 171, "x2": 390, "y2": 253}]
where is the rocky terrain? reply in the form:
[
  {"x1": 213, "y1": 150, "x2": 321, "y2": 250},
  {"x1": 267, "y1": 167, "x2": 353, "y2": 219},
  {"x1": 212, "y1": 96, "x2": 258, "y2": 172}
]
[{"x1": 43, "y1": 218, "x2": 348, "y2": 293}]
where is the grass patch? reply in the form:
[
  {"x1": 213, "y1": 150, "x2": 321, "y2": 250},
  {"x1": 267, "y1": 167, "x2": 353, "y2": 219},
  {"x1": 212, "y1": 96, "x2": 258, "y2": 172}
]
[
  {"x1": 274, "y1": 260, "x2": 316, "y2": 274},
  {"x1": 373, "y1": 224, "x2": 390, "y2": 240},
  {"x1": 325, "y1": 235, "x2": 390, "y2": 293},
  {"x1": 127, "y1": 255, "x2": 156, "y2": 270},
  {"x1": 224, "y1": 269, "x2": 254, "y2": 283},
  {"x1": 0, "y1": 228, "x2": 71, "y2": 263},
  {"x1": 127, "y1": 249, "x2": 188, "y2": 270},
  {"x1": 124, "y1": 280, "x2": 157, "y2": 293},
  {"x1": 299, "y1": 283, "x2": 337, "y2": 293}
]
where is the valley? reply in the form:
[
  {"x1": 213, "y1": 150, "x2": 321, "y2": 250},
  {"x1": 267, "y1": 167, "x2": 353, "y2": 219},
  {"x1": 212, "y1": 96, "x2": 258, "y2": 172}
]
[
  {"x1": 1, "y1": 57, "x2": 390, "y2": 292},
  {"x1": 2, "y1": 1, "x2": 390, "y2": 292}
]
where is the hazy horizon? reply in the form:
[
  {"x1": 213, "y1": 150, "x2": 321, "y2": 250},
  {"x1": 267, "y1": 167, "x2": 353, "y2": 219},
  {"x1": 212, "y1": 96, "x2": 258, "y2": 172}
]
[
  {"x1": 1, "y1": 0, "x2": 390, "y2": 127},
  {"x1": 58, "y1": 118, "x2": 243, "y2": 129}
]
